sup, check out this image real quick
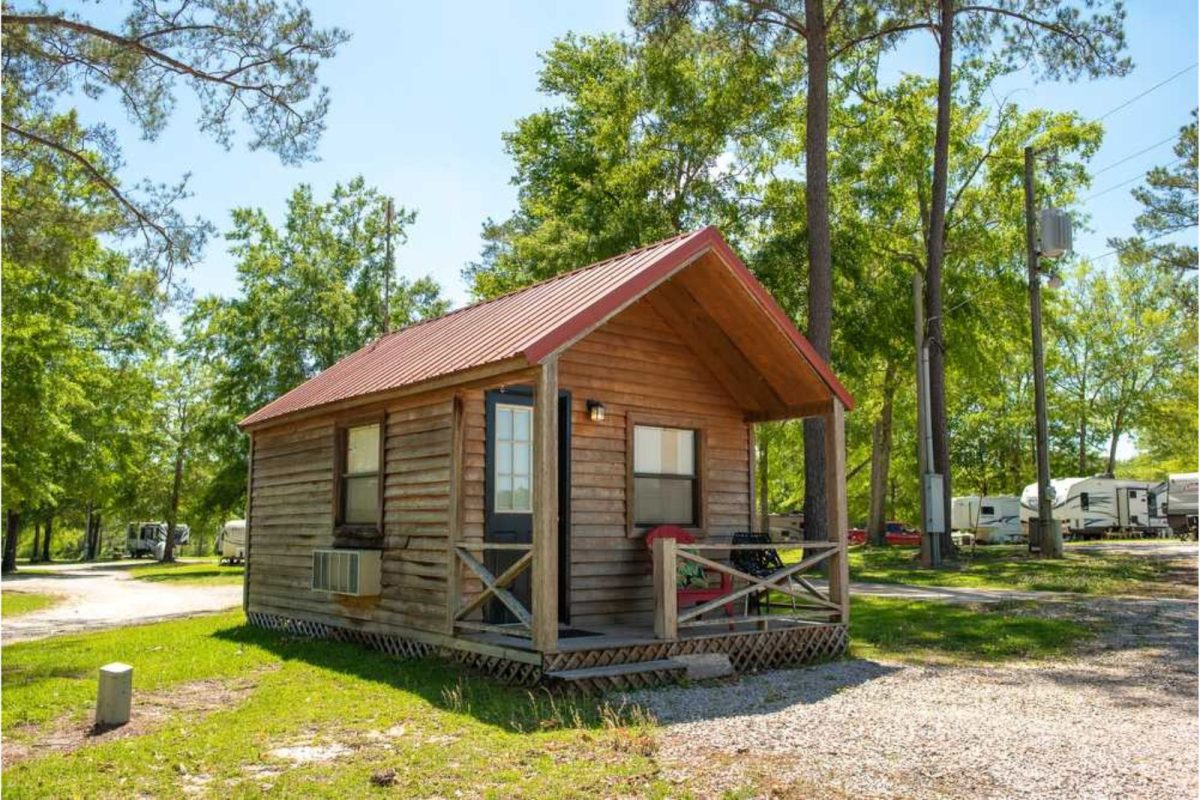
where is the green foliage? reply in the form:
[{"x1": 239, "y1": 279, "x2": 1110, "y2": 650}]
[{"x1": 184, "y1": 178, "x2": 447, "y2": 517}]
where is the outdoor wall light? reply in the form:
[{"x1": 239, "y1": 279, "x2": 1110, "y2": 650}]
[{"x1": 587, "y1": 400, "x2": 607, "y2": 422}]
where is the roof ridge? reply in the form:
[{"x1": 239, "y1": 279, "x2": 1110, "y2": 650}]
[{"x1": 365, "y1": 228, "x2": 704, "y2": 350}]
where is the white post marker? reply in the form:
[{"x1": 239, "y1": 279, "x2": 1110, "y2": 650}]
[{"x1": 96, "y1": 662, "x2": 133, "y2": 727}]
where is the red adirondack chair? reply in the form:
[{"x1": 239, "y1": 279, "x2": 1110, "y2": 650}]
[{"x1": 645, "y1": 525, "x2": 735, "y2": 621}]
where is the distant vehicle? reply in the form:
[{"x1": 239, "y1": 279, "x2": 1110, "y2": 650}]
[
  {"x1": 951, "y1": 495, "x2": 1023, "y2": 544},
  {"x1": 848, "y1": 521, "x2": 921, "y2": 546},
  {"x1": 767, "y1": 512, "x2": 805, "y2": 540},
  {"x1": 126, "y1": 521, "x2": 190, "y2": 559},
  {"x1": 1166, "y1": 472, "x2": 1199, "y2": 538},
  {"x1": 217, "y1": 519, "x2": 246, "y2": 565},
  {"x1": 1019, "y1": 476, "x2": 1161, "y2": 539}
]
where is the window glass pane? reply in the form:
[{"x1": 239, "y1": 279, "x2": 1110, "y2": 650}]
[
  {"x1": 497, "y1": 442, "x2": 512, "y2": 476},
  {"x1": 344, "y1": 475, "x2": 378, "y2": 524},
  {"x1": 514, "y1": 442, "x2": 530, "y2": 476},
  {"x1": 513, "y1": 407, "x2": 531, "y2": 441},
  {"x1": 497, "y1": 407, "x2": 512, "y2": 440},
  {"x1": 634, "y1": 426, "x2": 694, "y2": 476},
  {"x1": 346, "y1": 424, "x2": 380, "y2": 474},
  {"x1": 513, "y1": 476, "x2": 531, "y2": 512},
  {"x1": 635, "y1": 477, "x2": 695, "y2": 525},
  {"x1": 981, "y1": 505, "x2": 994, "y2": 515},
  {"x1": 496, "y1": 476, "x2": 513, "y2": 512}
]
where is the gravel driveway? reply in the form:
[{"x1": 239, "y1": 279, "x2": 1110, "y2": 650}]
[
  {"x1": 630, "y1": 596, "x2": 1198, "y2": 799},
  {"x1": 1, "y1": 561, "x2": 242, "y2": 643}
]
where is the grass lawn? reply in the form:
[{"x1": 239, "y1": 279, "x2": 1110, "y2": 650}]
[
  {"x1": 1, "y1": 591, "x2": 62, "y2": 618},
  {"x1": 849, "y1": 544, "x2": 1194, "y2": 597},
  {"x1": 1, "y1": 598, "x2": 1092, "y2": 798},
  {"x1": 127, "y1": 561, "x2": 245, "y2": 586}
]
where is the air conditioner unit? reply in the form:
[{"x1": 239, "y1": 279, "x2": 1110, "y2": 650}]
[{"x1": 312, "y1": 549, "x2": 381, "y2": 596}]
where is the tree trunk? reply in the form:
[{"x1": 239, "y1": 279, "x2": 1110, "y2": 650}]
[
  {"x1": 163, "y1": 438, "x2": 185, "y2": 563},
  {"x1": 2, "y1": 509, "x2": 19, "y2": 573},
  {"x1": 925, "y1": 0, "x2": 956, "y2": 559},
  {"x1": 84, "y1": 501, "x2": 94, "y2": 560},
  {"x1": 759, "y1": 431, "x2": 770, "y2": 535},
  {"x1": 30, "y1": 522, "x2": 41, "y2": 564},
  {"x1": 1105, "y1": 406, "x2": 1125, "y2": 476},
  {"x1": 41, "y1": 513, "x2": 52, "y2": 562},
  {"x1": 802, "y1": 0, "x2": 831, "y2": 543},
  {"x1": 867, "y1": 362, "x2": 898, "y2": 546}
]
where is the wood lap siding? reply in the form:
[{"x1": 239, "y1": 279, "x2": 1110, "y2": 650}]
[
  {"x1": 560, "y1": 298, "x2": 751, "y2": 627},
  {"x1": 247, "y1": 397, "x2": 455, "y2": 635}
]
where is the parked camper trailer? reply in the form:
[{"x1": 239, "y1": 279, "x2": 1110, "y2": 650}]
[
  {"x1": 951, "y1": 496, "x2": 1022, "y2": 543},
  {"x1": 1019, "y1": 477, "x2": 1158, "y2": 539},
  {"x1": 1166, "y1": 472, "x2": 1199, "y2": 537},
  {"x1": 217, "y1": 519, "x2": 247, "y2": 565},
  {"x1": 125, "y1": 521, "x2": 190, "y2": 559}
]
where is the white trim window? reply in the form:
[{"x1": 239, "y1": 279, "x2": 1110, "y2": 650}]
[{"x1": 494, "y1": 404, "x2": 533, "y2": 513}]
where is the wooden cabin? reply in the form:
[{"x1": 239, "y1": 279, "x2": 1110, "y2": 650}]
[{"x1": 238, "y1": 227, "x2": 853, "y2": 690}]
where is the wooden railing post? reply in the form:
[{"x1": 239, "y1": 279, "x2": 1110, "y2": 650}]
[
  {"x1": 531, "y1": 357, "x2": 559, "y2": 652},
  {"x1": 824, "y1": 398, "x2": 850, "y2": 624},
  {"x1": 653, "y1": 536, "x2": 678, "y2": 640}
]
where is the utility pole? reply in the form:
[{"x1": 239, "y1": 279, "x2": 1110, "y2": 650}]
[
  {"x1": 383, "y1": 197, "x2": 394, "y2": 336},
  {"x1": 914, "y1": 272, "x2": 942, "y2": 567},
  {"x1": 1024, "y1": 146, "x2": 1063, "y2": 558}
]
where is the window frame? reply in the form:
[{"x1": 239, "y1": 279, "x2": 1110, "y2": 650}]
[
  {"x1": 626, "y1": 413, "x2": 706, "y2": 536},
  {"x1": 492, "y1": 401, "x2": 535, "y2": 514},
  {"x1": 332, "y1": 413, "x2": 386, "y2": 539}
]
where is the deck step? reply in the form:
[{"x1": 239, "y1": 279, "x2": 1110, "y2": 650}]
[{"x1": 545, "y1": 658, "x2": 686, "y2": 688}]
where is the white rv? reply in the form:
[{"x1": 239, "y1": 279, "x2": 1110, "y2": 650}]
[
  {"x1": 950, "y1": 495, "x2": 1022, "y2": 544},
  {"x1": 1019, "y1": 476, "x2": 1159, "y2": 539},
  {"x1": 126, "y1": 521, "x2": 190, "y2": 558},
  {"x1": 1166, "y1": 472, "x2": 1199, "y2": 536},
  {"x1": 217, "y1": 519, "x2": 247, "y2": 565}
]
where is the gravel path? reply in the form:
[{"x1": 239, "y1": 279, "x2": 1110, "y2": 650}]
[
  {"x1": 630, "y1": 596, "x2": 1198, "y2": 799},
  {"x1": 1, "y1": 561, "x2": 242, "y2": 643}
]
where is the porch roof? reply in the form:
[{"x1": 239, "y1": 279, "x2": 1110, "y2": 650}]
[{"x1": 239, "y1": 226, "x2": 853, "y2": 429}]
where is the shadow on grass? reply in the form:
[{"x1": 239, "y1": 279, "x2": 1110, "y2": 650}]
[{"x1": 209, "y1": 621, "x2": 894, "y2": 730}]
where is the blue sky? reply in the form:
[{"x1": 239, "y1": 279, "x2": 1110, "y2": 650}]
[{"x1": 78, "y1": 1, "x2": 1196, "y2": 309}]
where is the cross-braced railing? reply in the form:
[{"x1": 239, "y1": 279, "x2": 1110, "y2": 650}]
[
  {"x1": 652, "y1": 537, "x2": 846, "y2": 639},
  {"x1": 452, "y1": 542, "x2": 533, "y2": 638}
]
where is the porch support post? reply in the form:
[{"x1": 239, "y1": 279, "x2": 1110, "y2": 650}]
[
  {"x1": 445, "y1": 393, "x2": 466, "y2": 635},
  {"x1": 823, "y1": 398, "x2": 850, "y2": 623},
  {"x1": 531, "y1": 357, "x2": 559, "y2": 652}
]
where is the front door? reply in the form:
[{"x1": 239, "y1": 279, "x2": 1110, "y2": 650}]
[{"x1": 484, "y1": 388, "x2": 571, "y2": 626}]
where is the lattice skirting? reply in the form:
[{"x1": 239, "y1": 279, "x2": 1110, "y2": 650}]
[
  {"x1": 246, "y1": 612, "x2": 845, "y2": 691},
  {"x1": 246, "y1": 611, "x2": 543, "y2": 686},
  {"x1": 542, "y1": 623, "x2": 849, "y2": 675}
]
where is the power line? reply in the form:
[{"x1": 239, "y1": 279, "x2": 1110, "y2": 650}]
[
  {"x1": 1091, "y1": 133, "x2": 1178, "y2": 176},
  {"x1": 1093, "y1": 63, "x2": 1198, "y2": 123},
  {"x1": 1088, "y1": 229, "x2": 1190, "y2": 263},
  {"x1": 1081, "y1": 157, "x2": 1186, "y2": 202}
]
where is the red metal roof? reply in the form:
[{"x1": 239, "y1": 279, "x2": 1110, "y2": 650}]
[{"x1": 239, "y1": 227, "x2": 853, "y2": 428}]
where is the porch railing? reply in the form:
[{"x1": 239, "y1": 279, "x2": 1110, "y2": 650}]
[
  {"x1": 651, "y1": 537, "x2": 846, "y2": 639},
  {"x1": 451, "y1": 542, "x2": 533, "y2": 638}
]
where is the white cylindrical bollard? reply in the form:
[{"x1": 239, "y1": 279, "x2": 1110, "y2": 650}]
[{"x1": 95, "y1": 662, "x2": 133, "y2": 727}]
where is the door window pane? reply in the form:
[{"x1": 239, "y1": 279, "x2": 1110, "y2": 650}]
[{"x1": 494, "y1": 404, "x2": 533, "y2": 513}]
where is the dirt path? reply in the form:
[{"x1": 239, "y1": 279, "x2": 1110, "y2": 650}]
[
  {"x1": 1, "y1": 561, "x2": 242, "y2": 643},
  {"x1": 631, "y1": 595, "x2": 1198, "y2": 799}
]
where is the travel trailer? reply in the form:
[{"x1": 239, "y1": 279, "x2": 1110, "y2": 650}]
[
  {"x1": 1019, "y1": 477, "x2": 1158, "y2": 539},
  {"x1": 1166, "y1": 472, "x2": 1199, "y2": 536},
  {"x1": 950, "y1": 495, "x2": 1022, "y2": 544},
  {"x1": 217, "y1": 519, "x2": 247, "y2": 565},
  {"x1": 126, "y1": 521, "x2": 190, "y2": 558}
]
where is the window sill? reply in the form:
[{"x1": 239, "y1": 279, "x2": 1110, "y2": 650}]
[{"x1": 333, "y1": 525, "x2": 384, "y2": 549}]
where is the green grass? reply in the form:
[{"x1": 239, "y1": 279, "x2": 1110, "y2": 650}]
[
  {"x1": 127, "y1": 561, "x2": 245, "y2": 586},
  {"x1": 0, "y1": 598, "x2": 1095, "y2": 797},
  {"x1": 1, "y1": 591, "x2": 62, "y2": 618},
  {"x1": 849, "y1": 596, "x2": 1090, "y2": 663},
  {"x1": 849, "y1": 544, "x2": 1193, "y2": 597}
]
